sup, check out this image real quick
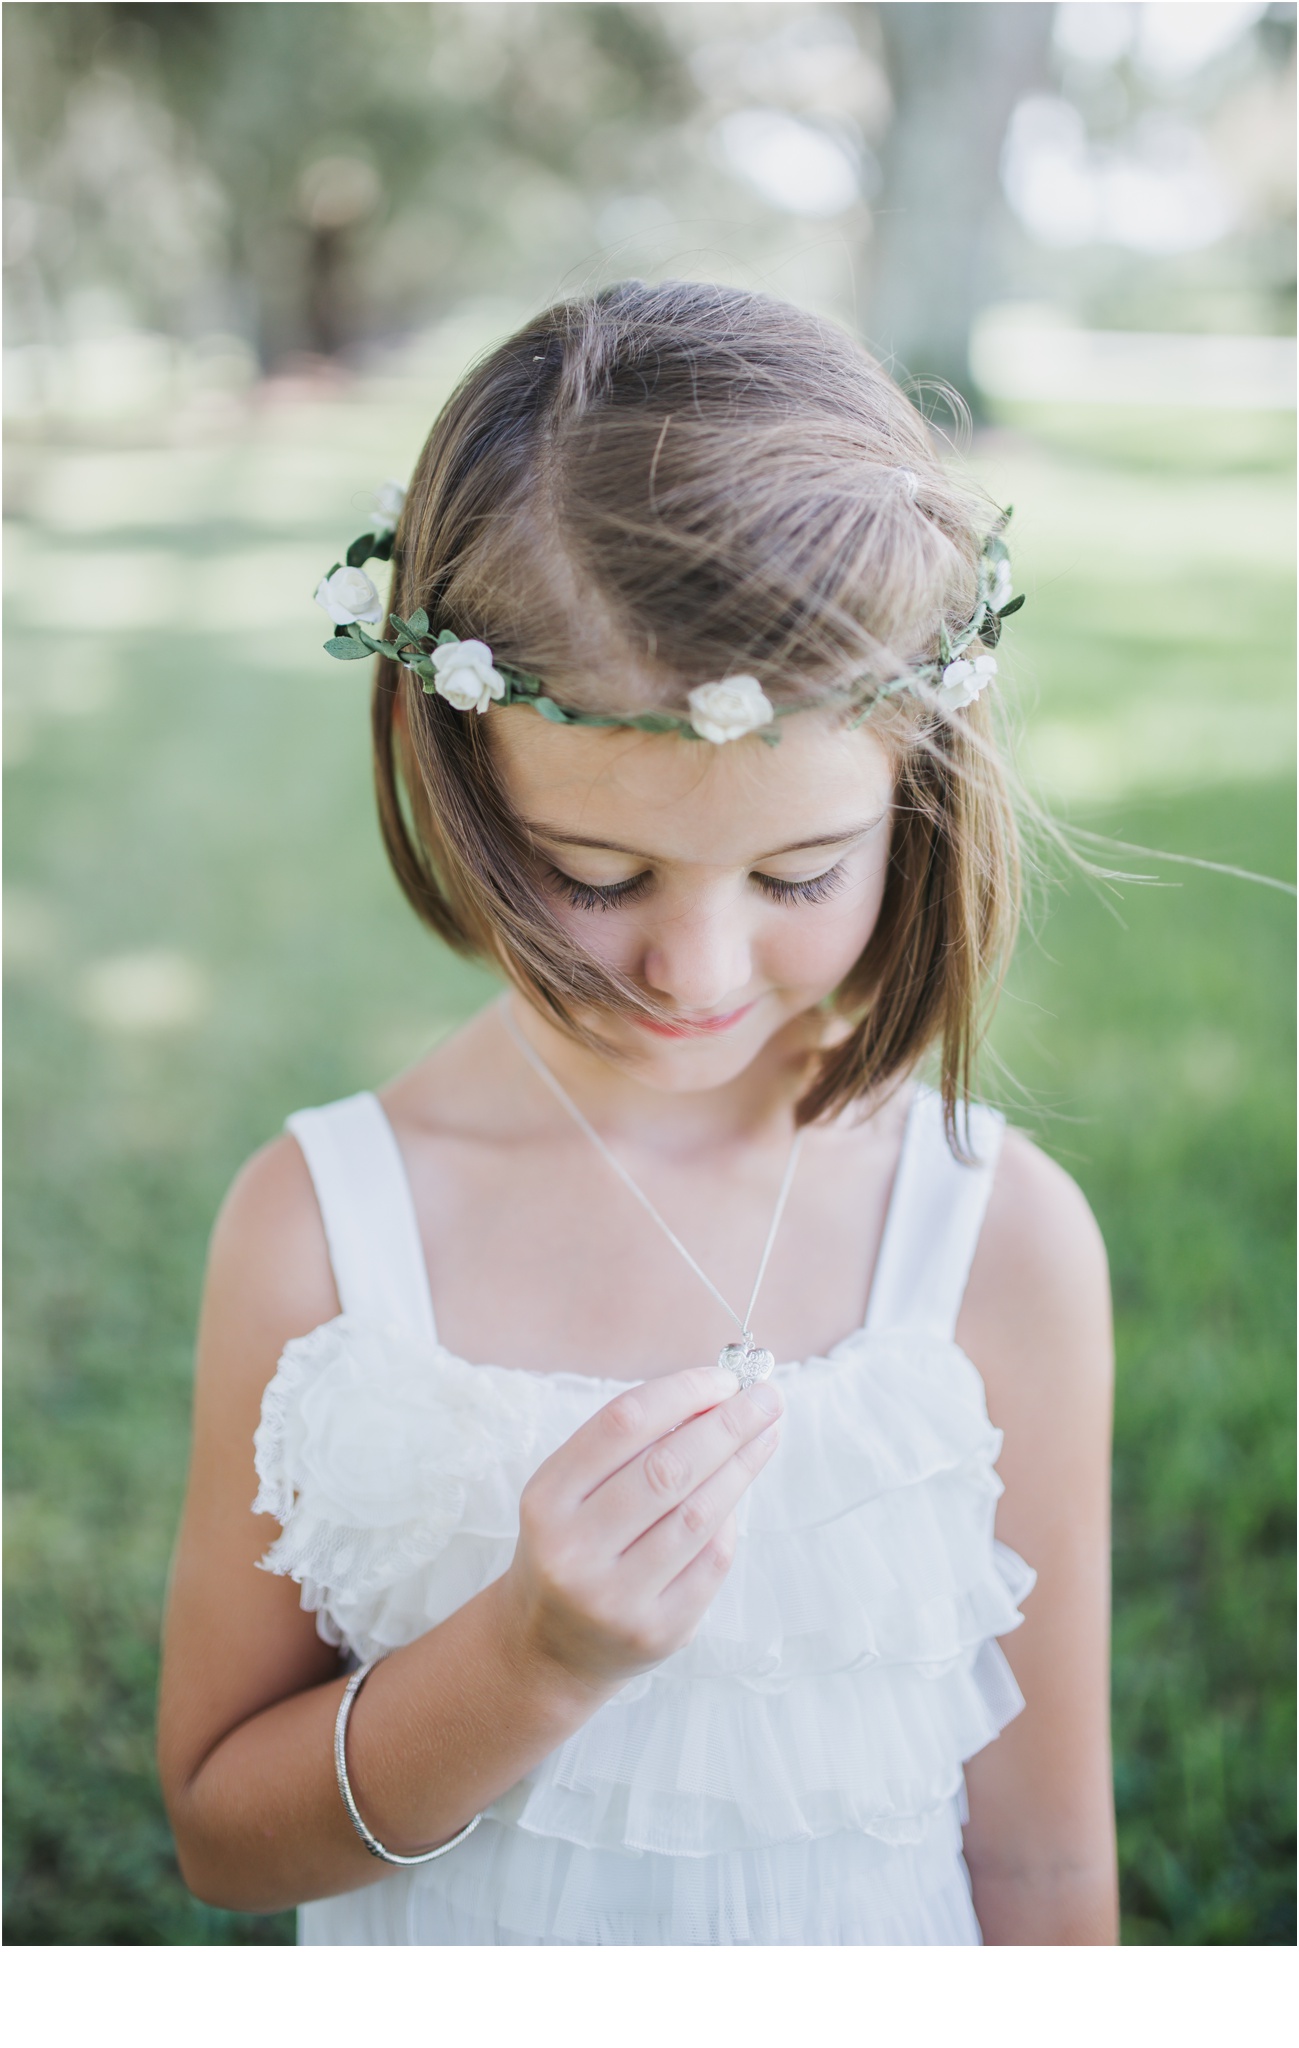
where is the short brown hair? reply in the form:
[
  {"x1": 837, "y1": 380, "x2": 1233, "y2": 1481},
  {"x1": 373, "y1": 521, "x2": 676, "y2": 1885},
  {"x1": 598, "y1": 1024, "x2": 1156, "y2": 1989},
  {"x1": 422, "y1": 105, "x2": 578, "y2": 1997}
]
[{"x1": 373, "y1": 281, "x2": 1019, "y2": 1134}]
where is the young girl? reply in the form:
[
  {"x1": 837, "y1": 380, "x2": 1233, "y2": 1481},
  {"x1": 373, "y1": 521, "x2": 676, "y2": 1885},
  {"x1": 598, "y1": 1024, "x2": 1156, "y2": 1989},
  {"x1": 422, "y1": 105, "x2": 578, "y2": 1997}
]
[{"x1": 157, "y1": 282, "x2": 1117, "y2": 1946}]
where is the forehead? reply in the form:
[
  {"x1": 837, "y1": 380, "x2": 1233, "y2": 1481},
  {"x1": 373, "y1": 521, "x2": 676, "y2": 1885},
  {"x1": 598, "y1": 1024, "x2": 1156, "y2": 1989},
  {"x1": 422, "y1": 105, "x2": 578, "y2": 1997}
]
[{"x1": 488, "y1": 706, "x2": 894, "y2": 863}]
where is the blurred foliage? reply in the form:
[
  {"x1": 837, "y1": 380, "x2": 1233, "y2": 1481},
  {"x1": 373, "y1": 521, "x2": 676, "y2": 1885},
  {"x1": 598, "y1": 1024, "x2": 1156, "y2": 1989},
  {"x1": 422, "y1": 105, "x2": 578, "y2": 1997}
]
[
  {"x1": 2, "y1": 360, "x2": 1293, "y2": 1940},
  {"x1": 1020, "y1": 0, "x2": 1296, "y2": 339},
  {"x1": 4, "y1": 2, "x2": 1293, "y2": 406},
  {"x1": 2, "y1": 2, "x2": 693, "y2": 359}
]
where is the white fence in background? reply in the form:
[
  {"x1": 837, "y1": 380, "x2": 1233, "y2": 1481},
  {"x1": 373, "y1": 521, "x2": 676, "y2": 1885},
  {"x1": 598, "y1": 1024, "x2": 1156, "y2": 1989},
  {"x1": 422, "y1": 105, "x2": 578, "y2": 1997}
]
[{"x1": 970, "y1": 305, "x2": 1296, "y2": 411}]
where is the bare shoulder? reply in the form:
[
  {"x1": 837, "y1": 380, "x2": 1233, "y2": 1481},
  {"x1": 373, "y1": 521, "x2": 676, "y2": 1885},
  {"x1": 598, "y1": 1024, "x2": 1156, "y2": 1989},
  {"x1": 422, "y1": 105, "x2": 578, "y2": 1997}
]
[
  {"x1": 160, "y1": 1132, "x2": 345, "y2": 1807},
  {"x1": 958, "y1": 1126, "x2": 1118, "y2": 1935},
  {"x1": 198, "y1": 1131, "x2": 339, "y2": 1414},
  {"x1": 972, "y1": 1123, "x2": 1110, "y2": 1315},
  {"x1": 957, "y1": 1124, "x2": 1113, "y2": 1434}
]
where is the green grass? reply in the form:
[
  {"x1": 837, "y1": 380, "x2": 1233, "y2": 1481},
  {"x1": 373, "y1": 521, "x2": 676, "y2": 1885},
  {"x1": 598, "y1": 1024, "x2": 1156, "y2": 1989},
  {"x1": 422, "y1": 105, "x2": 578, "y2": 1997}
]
[
  {"x1": 3, "y1": 388, "x2": 1293, "y2": 1943},
  {"x1": 992, "y1": 783, "x2": 1295, "y2": 1945}
]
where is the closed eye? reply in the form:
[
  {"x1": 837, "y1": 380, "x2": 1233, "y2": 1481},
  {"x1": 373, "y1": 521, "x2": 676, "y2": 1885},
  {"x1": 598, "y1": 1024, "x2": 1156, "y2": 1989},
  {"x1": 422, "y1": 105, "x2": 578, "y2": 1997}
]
[
  {"x1": 547, "y1": 863, "x2": 849, "y2": 911},
  {"x1": 546, "y1": 868, "x2": 652, "y2": 912},
  {"x1": 753, "y1": 863, "x2": 847, "y2": 905}
]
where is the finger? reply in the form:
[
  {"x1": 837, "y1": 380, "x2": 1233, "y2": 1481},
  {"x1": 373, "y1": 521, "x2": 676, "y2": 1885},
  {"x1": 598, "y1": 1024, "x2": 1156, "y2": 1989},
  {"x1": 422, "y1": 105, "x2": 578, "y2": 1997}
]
[
  {"x1": 585, "y1": 1380, "x2": 784, "y2": 1553},
  {"x1": 622, "y1": 1418, "x2": 781, "y2": 1594},
  {"x1": 654, "y1": 1508, "x2": 741, "y2": 1638},
  {"x1": 538, "y1": 1365, "x2": 741, "y2": 1508}
]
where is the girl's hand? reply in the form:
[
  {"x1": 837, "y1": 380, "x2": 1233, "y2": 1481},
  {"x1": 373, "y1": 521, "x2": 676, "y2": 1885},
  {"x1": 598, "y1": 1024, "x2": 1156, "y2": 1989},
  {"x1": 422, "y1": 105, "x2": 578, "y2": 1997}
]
[{"x1": 499, "y1": 1366, "x2": 782, "y2": 1694}]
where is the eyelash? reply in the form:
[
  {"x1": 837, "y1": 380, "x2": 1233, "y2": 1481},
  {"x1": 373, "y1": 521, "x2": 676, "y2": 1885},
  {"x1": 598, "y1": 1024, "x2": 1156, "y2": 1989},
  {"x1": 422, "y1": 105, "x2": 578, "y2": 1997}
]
[
  {"x1": 546, "y1": 864, "x2": 847, "y2": 912},
  {"x1": 547, "y1": 871, "x2": 652, "y2": 913},
  {"x1": 754, "y1": 865, "x2": 846, "y2": 906}
]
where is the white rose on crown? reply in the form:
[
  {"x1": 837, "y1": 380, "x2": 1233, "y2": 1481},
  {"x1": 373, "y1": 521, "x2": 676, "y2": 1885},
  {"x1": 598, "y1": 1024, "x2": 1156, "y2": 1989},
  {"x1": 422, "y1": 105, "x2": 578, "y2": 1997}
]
[
  {"x1": 987, "y1": 558, "x2": 1013, "y2": 612},
  {"x1": 687, "y1": 675, "x2": 775, "y2": 744},
  {"x1": 315, "y1": 565, "x2": 384, "y2": 627},
  {"x1": 371, "y1": 479, "x2": 406, "y2": 534},
  {"x1": 937, "y1": 653, "x2": 997, "y2": 710},
  {"x1": 432, "y1": 638, "x2": 508, "y2": 713}
]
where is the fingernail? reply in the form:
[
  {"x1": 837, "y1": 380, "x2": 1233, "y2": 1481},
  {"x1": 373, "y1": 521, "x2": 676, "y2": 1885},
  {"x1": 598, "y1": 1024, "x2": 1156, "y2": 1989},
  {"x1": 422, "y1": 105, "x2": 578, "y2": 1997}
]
[{"x1": 747, "y1": 1381, "x2": 783, "y2": 1416}]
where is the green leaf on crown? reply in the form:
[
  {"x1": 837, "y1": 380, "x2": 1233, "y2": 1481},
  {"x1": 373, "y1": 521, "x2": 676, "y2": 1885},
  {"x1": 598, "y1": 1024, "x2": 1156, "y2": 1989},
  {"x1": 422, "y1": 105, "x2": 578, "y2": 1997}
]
[
  {"x1": 528, "y1": 705, "x2": 693, "y2": 734},
  {"x1": 406, "y1": 608, "x2": 429, "y2": 636},
  {"x1": 324, "y1": 636, "x2": 371, "y2": 660},
  {"x1": 347, "y1": 625, "x2": 398, "y2": 658},
  {"x1": 344, "y1": 529, "x2": 395, "y2": 569},
  {"x1": 996, "y1": 593, "x2": 1026, "y2": 619},
  {"x1": 435, "y1": 629, "x2": 460, "y2": 647}
]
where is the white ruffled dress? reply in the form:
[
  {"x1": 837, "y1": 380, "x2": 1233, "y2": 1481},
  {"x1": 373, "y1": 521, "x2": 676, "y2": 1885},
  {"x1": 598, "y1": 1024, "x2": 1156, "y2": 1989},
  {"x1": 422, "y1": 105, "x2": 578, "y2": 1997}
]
[{"x1": 253, "y1": 1084, "x2": 1033, "y2": 1945}]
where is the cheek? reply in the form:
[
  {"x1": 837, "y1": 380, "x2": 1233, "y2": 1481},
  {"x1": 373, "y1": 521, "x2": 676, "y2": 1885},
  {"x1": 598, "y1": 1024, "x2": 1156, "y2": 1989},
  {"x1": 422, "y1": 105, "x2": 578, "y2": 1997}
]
[
  {"x1": 763, "y1": 864, "x2": 890, "y2": 988},
  {"x1": 546, "y1": 899, "x2": 637, "y2": 969}
]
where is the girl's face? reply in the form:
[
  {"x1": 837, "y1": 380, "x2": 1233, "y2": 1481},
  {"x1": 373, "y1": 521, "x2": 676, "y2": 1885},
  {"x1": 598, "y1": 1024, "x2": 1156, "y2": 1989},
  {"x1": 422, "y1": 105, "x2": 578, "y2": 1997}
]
[{"x1": 490, "y1": 704, "x2": 895, "y2": 1095}]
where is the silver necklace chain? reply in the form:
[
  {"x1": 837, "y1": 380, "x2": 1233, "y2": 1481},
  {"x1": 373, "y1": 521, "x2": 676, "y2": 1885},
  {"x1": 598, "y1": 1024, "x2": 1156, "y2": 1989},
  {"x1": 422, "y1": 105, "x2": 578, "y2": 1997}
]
[{"x1": 501, "y1": 1000, "x2": 803, "y2": 1387}]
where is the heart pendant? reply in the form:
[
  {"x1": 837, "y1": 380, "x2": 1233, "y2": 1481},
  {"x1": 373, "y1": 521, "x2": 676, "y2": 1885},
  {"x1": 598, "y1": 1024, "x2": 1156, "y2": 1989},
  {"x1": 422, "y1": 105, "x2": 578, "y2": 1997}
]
[{"x1": 718, "y1": 1339, "x2": 776, "y2": 1389}]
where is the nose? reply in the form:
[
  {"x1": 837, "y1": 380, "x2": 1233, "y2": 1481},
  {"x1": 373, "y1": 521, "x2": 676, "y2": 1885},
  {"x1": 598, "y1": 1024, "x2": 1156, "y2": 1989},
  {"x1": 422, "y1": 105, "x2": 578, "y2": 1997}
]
[{"x1": 639, "y1": 884, "x2": 754, "y2": 1015}]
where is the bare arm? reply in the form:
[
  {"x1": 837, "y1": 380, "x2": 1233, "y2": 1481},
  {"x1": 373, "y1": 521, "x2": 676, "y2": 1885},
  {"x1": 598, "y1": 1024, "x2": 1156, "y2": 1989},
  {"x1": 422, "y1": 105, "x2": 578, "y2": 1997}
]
[
  {"x1": 956, "y1": 1129, "x2": 1119, "y2": 1946},
  {"x1": 157, "y1": 1136, "x2": 782, "y2": 1913}
]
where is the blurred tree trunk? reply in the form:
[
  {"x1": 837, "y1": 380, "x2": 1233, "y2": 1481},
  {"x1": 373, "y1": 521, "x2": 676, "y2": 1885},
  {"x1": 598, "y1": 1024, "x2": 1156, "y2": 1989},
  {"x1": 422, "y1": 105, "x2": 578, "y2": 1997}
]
[{"x1": 866, "y1": 2, "x2": 1054, "y2": 412}]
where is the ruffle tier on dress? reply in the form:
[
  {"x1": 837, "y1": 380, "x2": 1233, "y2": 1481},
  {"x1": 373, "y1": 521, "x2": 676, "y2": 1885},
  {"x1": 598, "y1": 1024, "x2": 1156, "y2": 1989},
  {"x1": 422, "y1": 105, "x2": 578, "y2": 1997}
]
[{"x1": 253, "y1": 1306, "x2": 1034, "y2": 1946}]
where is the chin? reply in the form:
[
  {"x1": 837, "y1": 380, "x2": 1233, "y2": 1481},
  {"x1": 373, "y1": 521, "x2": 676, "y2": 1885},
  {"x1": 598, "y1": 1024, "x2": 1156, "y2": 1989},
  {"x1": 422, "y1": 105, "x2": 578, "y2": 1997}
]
[
  {"x1": 620, "y1": 1003, "x2": 819, "y2": 1091},
  {"x1": 629, "y1": 1046, "x2": 762, "y2": 1093}
]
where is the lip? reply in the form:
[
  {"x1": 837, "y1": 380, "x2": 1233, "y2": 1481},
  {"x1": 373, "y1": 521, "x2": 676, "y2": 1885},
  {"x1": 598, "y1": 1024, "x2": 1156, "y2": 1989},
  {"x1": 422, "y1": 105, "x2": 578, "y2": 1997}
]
[{"x1": 635, "y1": 1000, "x2": 758, "y2": 1040}]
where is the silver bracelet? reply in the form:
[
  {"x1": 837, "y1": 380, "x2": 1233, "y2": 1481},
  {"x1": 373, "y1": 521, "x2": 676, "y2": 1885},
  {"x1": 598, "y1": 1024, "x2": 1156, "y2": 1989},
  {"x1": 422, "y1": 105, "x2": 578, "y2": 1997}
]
[{"x1": 334, "y1": 1657, "x2": 485, "y2": 1866}]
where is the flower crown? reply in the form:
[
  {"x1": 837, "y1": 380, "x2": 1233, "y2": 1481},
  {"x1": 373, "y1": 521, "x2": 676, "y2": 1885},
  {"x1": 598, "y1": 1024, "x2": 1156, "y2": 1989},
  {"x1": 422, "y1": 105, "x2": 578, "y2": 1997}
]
[{"x1": 315, "y1": 480, "x2": 1025, "y2": 744}]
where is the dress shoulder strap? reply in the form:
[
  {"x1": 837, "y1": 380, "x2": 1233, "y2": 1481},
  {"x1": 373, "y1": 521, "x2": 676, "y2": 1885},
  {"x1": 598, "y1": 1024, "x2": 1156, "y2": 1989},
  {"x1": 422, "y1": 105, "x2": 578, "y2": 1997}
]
[
  {"x1": 863, "y1": 1085, "x2": 1005, "y2": 1342},
  {"x1": 285, "y1": 1093, "x2": 437, "y2": 1347}
]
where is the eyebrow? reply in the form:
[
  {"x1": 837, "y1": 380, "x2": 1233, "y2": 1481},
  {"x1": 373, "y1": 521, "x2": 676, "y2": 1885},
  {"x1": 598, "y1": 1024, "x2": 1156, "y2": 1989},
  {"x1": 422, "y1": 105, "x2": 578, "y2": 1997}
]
[{"x1": 529, "y1": 821, "x2": 883, "y2": 861}]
